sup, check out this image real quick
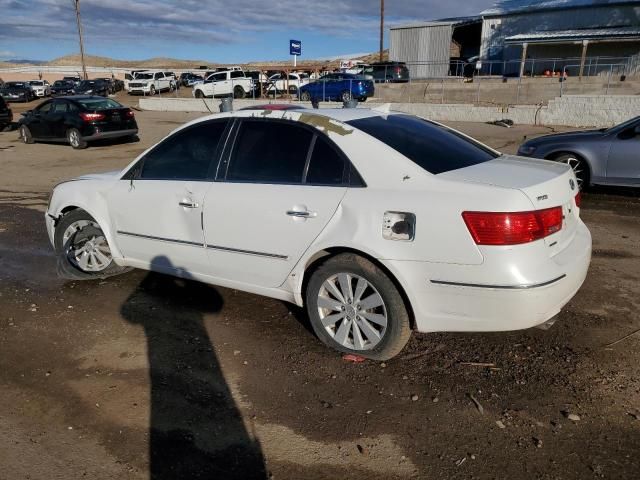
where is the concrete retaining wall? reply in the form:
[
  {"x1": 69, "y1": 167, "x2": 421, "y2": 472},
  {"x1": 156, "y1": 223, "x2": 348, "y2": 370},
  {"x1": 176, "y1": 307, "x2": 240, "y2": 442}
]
[{"x1": 139, "y1": 95, "x2": 640, "y2": 128}]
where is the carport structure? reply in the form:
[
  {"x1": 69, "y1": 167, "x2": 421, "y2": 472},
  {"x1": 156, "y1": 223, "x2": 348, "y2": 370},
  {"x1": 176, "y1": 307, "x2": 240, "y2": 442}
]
[{"x1": 504, "y1": 26, "x2": 640, "y2": 78}]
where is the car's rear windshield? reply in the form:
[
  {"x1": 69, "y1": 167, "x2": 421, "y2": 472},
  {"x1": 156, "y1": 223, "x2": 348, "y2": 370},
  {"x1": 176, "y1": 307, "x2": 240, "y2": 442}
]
[
  {"x1": 76, "y1": 98, "x2": 122, "y2": 110},
  {"x1": 346, "y1": 114, "x2": 498, "y2": 174}
]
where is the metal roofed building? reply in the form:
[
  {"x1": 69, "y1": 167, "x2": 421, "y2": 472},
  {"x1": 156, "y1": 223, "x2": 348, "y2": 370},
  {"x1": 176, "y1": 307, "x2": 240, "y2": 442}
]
[
  {"x1": 480, "y1": 0, "x2": 640, "y2": 75},
  {"x1": 389, "y1": 0, "x2": 640, "y2": 78}
]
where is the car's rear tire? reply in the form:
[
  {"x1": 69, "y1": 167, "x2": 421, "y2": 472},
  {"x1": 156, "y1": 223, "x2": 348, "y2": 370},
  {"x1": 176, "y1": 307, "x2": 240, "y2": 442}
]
[
  {"x1": 67, "y1": 128, "x2": 87, "y2": 149},
  {"x1": 554, "y1": 153, "x2": 590, "y2": 190},
  {"x1": 305, "y1": 253, "x2": 412, "y2": 361},
  {"x1": 300, "y1": 91, "x2": 311, "y2": 101},
  {"x1": 54, "y1": 209, "x2": 130, "y2": 280},
  {"x1": 149, "y1": 86, "x2": 156, "y2": 96},
  {"x1": 19, "y1": 124, "x2": 34, "y2": 144},
  {"x1": 233, "y1": 86, "x2": 245, "y2": 99},
  {"x1": 341, "y1": 90, "x2": 353, "y2": 102}
]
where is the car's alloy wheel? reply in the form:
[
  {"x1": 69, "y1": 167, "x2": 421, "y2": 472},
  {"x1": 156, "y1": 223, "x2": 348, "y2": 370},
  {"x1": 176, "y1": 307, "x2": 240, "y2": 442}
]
[
  {"x1": 300, "y1": 91, "x2": 311, "y2": 101},
  {"x1": 67, "y1": 128, "x2": 87, "y2": 149},
  {"x1": 306, "y1": 253, "x2": 411, "y2": 360},
  {"x1": 62, "y1": 219, "x2": 113, "y2": 273},
  {"x1": 19, "y1": 125, "x2": 34, "y2": 144},
  {"x1": 195, "y1": 90, "x2": 204, "y2": 98},
  {"x1": 557, "y1": 154, "x2": 588, "y2": 190},
  {"x1": 341, "y1": 90, "x2": 352, "y2": 102},
  {"x1": 149, "y1": 86, "x2": 155, "y2": 96},
  {"x1": 317, "y1": 273, "x2": 388, "y2": 351},
  {"x1": 54, "y1": 209, "x2": 130, "y2": 280},
  {"x1": 233, "y1": 86, "x2": 245, "y2": 99}
]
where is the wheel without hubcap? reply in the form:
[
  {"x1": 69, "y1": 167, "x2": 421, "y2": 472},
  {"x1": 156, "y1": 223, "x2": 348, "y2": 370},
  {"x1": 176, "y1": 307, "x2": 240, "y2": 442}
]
[{"x1": 67, "y1": 128, "x2": 87, "y2": 149}]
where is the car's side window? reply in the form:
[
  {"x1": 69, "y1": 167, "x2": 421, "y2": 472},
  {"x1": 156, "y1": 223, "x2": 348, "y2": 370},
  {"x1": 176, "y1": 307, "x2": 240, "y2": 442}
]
[
  {"x1": 226, "y1": 120, "x2": 313, "y2": 184},
  {"x1": 37, "y1": 102, "x2": 52, "y2": 114},
  {"x1": 305, "y1": 136, "x2": 346, "y2": 185},
  {"x1": 230, "y1": 71, "x2": 244, "y2": 79},
  {"x1": 52, "y1": 102, "x2": 68, "y2": 113},
  {"x1": 138, "y1": 120, "x2": 229, "y2": 181}
]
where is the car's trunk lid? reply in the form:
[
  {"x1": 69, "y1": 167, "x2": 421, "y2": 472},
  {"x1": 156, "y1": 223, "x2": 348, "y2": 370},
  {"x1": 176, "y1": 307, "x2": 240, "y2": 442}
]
[{"x1": 440, "y1": 155, "x2": 580, "y2": 256}]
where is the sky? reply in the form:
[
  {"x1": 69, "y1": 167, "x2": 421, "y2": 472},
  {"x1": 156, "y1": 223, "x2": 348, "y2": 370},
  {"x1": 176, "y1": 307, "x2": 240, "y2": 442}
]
[{"x1": 0, "y1": 0, "x2": 495, "y2": 62}]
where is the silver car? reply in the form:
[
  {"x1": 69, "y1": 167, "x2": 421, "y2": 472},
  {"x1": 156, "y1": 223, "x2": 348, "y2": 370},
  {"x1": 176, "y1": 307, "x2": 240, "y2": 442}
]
[{"x1": 518, "y1": 116, "x2": 640, "y2": 189}]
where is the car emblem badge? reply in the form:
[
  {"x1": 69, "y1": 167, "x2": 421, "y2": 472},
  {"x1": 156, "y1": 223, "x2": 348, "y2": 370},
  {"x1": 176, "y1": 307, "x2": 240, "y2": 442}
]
[{"x1": 569, "y1": 179, "x2": 575, "y2": 191}]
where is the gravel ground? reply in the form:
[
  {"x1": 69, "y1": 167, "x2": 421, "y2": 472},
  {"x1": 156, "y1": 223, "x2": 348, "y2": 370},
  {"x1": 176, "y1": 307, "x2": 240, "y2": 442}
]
[{"x1": 0, "y1": 94, "x2": 639, "y2": 479}]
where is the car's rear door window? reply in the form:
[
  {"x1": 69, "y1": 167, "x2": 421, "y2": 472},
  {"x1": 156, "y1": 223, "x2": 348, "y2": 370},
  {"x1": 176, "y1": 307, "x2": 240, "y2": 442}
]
[
  {"x1": 305, "y1": 136, "x2": 346, "y2": 185},
  {"x1": 226, "y1": 120, "x2": 313, "y2": 184},
  {"x1": 347, "y1": 114, "x2": 498, "y2": 174},
  {"x1": 138, "y1": 120, "x2": 229, "y2": 181}
]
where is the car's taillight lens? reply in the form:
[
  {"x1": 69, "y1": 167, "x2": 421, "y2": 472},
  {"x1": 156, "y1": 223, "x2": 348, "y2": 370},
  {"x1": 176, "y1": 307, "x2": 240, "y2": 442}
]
[
  {"x1": 462, "y1": 207, "x2": 563, "y2": 246},
  {"x1": 574, "y1": 192, "x2": 581, "y2": 208},
  {"x1": 79, "y1": 112, "x2": 105, "y2": 121},
  {"x1": 126, "y1": 109, "x2": 135, "y2": 118}
]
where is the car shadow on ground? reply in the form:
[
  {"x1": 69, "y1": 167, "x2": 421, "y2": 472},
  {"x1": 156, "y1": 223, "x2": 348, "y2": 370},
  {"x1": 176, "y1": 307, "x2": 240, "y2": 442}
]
[{"x1": 120, "y1": 255, "x2": 267, "y2": 479}]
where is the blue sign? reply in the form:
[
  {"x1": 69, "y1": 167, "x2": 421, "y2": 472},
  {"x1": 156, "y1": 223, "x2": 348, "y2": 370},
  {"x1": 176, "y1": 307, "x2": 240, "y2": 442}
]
[{"x1": 290, "y1": 39, "x2": 302, "y2": 56}]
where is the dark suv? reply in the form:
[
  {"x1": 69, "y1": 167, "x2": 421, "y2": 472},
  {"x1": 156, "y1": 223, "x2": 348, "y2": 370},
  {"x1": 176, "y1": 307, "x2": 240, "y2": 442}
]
[
  {"x1": 0, "y1": 95, "x2": 13, "y2": 130},
  {"x1": 364, "y1": 62, "x2": 410, "y2": 83}
]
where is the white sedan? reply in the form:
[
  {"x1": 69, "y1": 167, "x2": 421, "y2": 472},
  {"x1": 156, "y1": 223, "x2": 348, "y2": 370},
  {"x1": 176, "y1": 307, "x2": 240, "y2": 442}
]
[{"x1": 46, "y1": 107, "x2": 591, "y2": 360}]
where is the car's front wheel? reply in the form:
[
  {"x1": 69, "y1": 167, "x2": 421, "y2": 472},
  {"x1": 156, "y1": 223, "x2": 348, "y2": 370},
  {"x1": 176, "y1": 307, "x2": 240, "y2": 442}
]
[
  {"x1": 195, "y1": 89, "x2": 205, "y2": 98},
  {"x1": 54, "y1": 209, "x2": 129, "y2": 280},
  {"x1": 19, "y1": 124, "x2": 34, "y2": 144},
  {"x1": 306, "y1": 253, "x2": 411, "y2": 361},
  {"x1": 300, "y1": 91, "x2": 311, "y2": 101},
  {"x1": 555, "y1": 153, "x2": 589, "y2": 190}
]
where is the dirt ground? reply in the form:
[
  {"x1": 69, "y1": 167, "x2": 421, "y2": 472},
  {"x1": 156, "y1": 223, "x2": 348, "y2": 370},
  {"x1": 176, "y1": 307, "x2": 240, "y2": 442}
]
[{"x1": 1, "y1": 94, "x2": 639, "y2": 480}]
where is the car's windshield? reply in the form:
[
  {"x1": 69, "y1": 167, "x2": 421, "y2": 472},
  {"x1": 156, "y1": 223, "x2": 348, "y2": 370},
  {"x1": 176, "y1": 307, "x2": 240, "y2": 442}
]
[
  {"x1": 29, "y1": 81, "x2": 44, "y2": 86},
  {"x1": 53, "y1": 81, "x2": 69, "y2": 87},
  {"x1": 77, "y1": 98, "x2": 122, "y2": 110},
  {"x1": 347, "y1": 114, "x2": 499, "y2": 175},
  {"x1": 135, "y1": 73, "x2": 153, "y2": 80},
  {"x1": 606, "y1": 116, "x2": 640, "y2": 134},
  {"x1": 78, "y1": 81, "x2": 96, "y2": 88},
  {"x1": 6, "y1": 82, "x2": 26, "y2": 88}
]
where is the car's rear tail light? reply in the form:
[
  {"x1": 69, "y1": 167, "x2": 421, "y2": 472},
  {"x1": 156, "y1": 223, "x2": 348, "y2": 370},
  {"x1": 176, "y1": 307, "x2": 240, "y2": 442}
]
[
  {"x1": 462, "y1": 207, "x2": 563, "y2": 246},
  {"x1": 126, "y1": 109, "x2": 135, "y2": 118},
  {"x1": 574, "y1": 192, "x2": 581, "y2": 208},
  {"x1": 79, "y1": 112, "x2": 105, "y2": 121},
  {"x1": 395, "y1": 67, "x2": 401, "y2": 73}
]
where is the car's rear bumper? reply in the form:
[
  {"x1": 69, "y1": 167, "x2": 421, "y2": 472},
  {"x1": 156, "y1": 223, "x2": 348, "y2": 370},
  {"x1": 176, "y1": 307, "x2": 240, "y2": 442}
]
[
  {"x1": 0, "y1": 112, "x2": 12, "y2": 124},
  {"x1": 82, "y1": 128, "x2": 138, "y2": 141},
  {"x1": 385, "y1": 221, "x2": 592, "y2": 333}
]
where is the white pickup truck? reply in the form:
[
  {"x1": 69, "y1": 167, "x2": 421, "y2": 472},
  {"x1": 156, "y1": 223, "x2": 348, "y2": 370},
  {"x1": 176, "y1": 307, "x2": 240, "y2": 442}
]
[{"x1": 192, "y1": 70, "x2": 253, "y2": 99}]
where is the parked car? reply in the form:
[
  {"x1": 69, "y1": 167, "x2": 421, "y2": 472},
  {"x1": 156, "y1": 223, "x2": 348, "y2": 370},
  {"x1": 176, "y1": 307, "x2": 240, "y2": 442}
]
[
  {"x1": 0, "y1": 95, "x2": 13, "y2": 130},
  {"x1": 124, "y1": 70, "x2": 149, "y2": 92},
  {"x1": 192, "y1": 70, "x2": 253, "y2": 99},
  {"x1": 0, "y1": 82, "x2": 35, "y2": 102},
  {"x1": 27, "y1": 80, "x2": 51, "y2": 97},
  {"x1": 179, "y1": 72, "x2": 204, "y2": 87},
  {"x1": 364, "y1": 62, "x2": 410, "y2": 83},
  {"x1": 74, "y1": 79, "x2": 111, "y2": 97},
  {"x1": 128, "y1": 71, "x2": 175, "y2": 95},
  {"x1": 96, "y1": 78, "x2": 122, "y2": 94},
  {"x1": 517, "y1": 116, "x2": 640, "y2": 189},
  {"x1": 300, "y1": 73, "x2": 374, "y2": 102},
  {"x1": 62, "y1": 76, "x2": 82, "y2": 87},
  {"x1": 45, "y1": 107, "x2": 590, "y2": 360},
  {"x1": 266, "y1": 72, "x2": 310, "y2": 94},
  {"x1": 19, "y1": 96, "x2": 138, "y2": 149},
  {"x1": 51, "y1": 80, "x2": 76, "y2": 96}
]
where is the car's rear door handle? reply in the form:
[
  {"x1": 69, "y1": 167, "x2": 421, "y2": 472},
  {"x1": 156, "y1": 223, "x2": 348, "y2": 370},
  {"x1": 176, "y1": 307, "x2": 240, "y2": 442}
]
[{"x1": 179, "y1": 201, "x2": 199, "y2": 209}]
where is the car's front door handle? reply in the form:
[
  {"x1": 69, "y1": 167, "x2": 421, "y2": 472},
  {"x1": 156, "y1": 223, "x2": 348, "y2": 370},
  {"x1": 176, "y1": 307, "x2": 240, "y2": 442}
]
[
  {"x1": 179, "y1": 201, "x2": 199, "y2": 209},
  {"x1": 287, "y1": 210, "x2": 317, "y2": 218}
]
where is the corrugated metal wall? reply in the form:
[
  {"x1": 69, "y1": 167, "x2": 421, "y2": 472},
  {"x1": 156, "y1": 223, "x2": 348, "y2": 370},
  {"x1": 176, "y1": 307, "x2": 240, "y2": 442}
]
[
  {"x1": 390, "y1": 24, "x2": 453, "y2": 78},
  {"x1": 481, "y1": 4, "x2": 640, "y2": 61}
]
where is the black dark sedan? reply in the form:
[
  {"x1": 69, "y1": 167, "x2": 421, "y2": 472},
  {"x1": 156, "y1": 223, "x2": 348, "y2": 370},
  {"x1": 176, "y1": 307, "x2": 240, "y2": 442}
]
[
  {"x1": 0, "y1": 82, "x2": 35, "y2": 102},
  {"x1": 74, "y1": 79, "x2": 110, "y2": 96},
  {"x1": 18, "y1": 96, "x2": 138, "y2": 149},
  {"x1": 51, "y1": 80, "x2": 76, "y2": 96},
  {"x1": 517, "y1": 116, "x2": 640, "y2": 189},
  {"x1": 0, "y1": 95, "x2": 13, "y2": 129}
]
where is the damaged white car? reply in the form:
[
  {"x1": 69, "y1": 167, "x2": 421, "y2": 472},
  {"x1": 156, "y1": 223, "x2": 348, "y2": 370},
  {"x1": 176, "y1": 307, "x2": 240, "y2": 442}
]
[{"x1": 46, "y1": 106, "x2": 591, "y2": 360}]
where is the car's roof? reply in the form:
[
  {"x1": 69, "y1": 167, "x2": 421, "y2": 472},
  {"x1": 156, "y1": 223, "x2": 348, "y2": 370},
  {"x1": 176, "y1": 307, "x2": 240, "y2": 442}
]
[{"x1": 203, "y1": 106, "x2": 394, "y2": 124}]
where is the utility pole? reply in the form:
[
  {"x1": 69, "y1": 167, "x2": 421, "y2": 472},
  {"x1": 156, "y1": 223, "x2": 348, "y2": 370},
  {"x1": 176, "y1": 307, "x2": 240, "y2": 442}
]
[
  {"x1": 379, "y1": 0, "x2": 385, "y2": 62},
  {"x1": 73, "y1": 0, "x2": 88, "y2": 80}
]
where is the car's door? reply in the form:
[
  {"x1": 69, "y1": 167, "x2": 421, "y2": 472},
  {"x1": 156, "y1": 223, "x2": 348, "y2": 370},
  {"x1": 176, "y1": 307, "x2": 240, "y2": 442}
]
[
  {"x1": 153, "y1": 72, "x2": 165, "y2": 91},
  {"x1": 211, "y1": 72, "x2": 228, "y2": 96},
  {"x1": 106, "y1": 119, "x2": 230, "y2": 274},
  {"x1": 202, "y1": 118, "x2": 349, "y2": 288},
  {"x1": 47, "y1": 100, "x2": 70, "y2": 139},
  {"x1": 28, "y1": 101, "x2": 53, "y2": 138},
  {"x1": 607, "y1": 120, "x2": 640, "y2": 185}
]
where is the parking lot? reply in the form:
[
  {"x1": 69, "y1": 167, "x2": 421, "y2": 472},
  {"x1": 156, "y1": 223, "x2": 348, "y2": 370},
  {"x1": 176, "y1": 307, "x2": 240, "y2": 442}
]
[{"x1": 1, "y1": 99, "x2": 639, "y2": 480}]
